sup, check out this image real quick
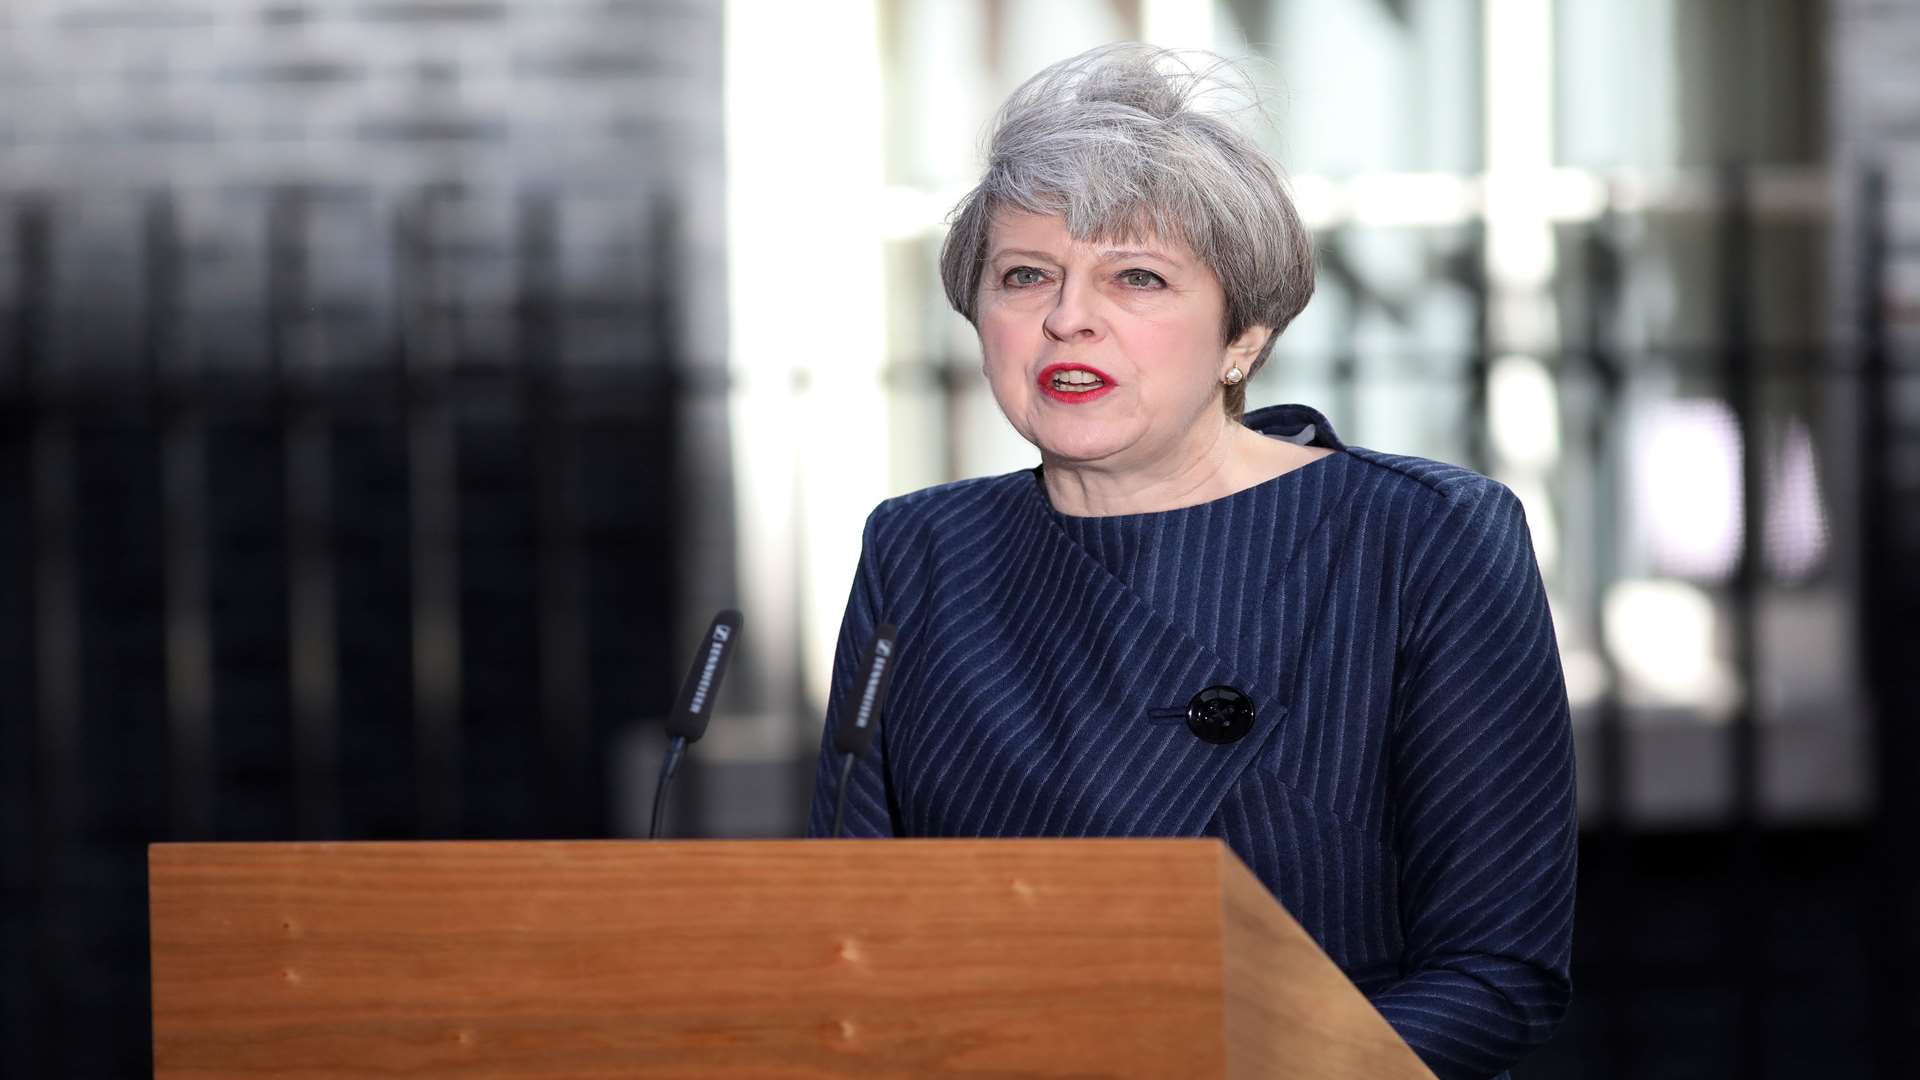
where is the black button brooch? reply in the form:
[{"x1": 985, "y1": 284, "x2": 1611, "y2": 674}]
[{"x1": 1185, "y1": 685, "x2": 1255, "y2": 745}]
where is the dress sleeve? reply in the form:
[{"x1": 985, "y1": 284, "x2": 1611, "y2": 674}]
[
  {"x1": 1370, "y1": 480, "x2": 1578, "y2": 1079},
  {"x1": 805, "y1": 506, "x2": 899, "y2": 837}
]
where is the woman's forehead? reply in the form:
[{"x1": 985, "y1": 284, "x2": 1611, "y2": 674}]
[{"x1": 986, "y1": 208, "x2": 1195, "y2": 262}]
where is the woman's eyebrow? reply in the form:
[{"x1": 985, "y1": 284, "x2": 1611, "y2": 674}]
[
  {"x1": 989, "y1": 246, "x2": 1184, "y2": 266},
  {"x1": 1099, "y1": 248, "x2": 1183, "y2": 266}
]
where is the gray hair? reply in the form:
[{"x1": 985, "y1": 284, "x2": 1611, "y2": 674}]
[{"x1": 939, "y1": 43, "x2": 1315, "y2": 418}]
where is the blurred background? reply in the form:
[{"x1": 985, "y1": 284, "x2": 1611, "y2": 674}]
[{"x1": 1, "y1": 0, "x2": 1916, "y2": 1075}]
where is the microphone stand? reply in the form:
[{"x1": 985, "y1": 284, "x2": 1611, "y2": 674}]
[
  {"x1": 830, "y1": 753, "x2": 858, "y2": 838},
  {"x1": 648, "y1": 735, "x2": 688, "y2": 840}
]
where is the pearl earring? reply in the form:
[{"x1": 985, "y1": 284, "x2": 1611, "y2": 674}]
[{"x1": 1222, "y1": 366, "x2": 1244, "y2": 386}]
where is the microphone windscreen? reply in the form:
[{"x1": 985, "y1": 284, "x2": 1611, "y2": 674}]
[
  {"x1": 666, "y1": 610, "x2": 742, "y2": 743},
  {"x1": 834, "y1": 623, "x2": 898, "y2": 758}
]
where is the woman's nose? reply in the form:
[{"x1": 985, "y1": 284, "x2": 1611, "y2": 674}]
[{"x1": 1041, "y1": 277, "x2": 1101, "y2": 342}]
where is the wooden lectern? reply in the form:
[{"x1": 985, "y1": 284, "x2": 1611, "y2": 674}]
[{"x1": 150, "y1": 839, "x2": 1434, "y2": 1078}]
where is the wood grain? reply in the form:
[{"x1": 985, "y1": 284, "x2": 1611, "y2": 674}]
[{"x1": 149, "y1": 839, "x2": 1433, "y2": 1078}]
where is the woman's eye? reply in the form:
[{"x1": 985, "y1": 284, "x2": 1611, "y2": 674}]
[
  {"x1": 1119, "y1": 269, "x2": 1165, "y2": 288},
  {"x1": 1003, "y1": 266, "x2": 1047, "y2": 287}
]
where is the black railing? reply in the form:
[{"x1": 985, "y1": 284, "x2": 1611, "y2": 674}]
[{"x1": 0, "y1": 187, "x2": 694, "y2": 1076}]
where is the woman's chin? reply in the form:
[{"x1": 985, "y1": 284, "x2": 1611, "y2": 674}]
[{"x1": 1030, "y1": 423, "x2": 1136, "y2": 466}]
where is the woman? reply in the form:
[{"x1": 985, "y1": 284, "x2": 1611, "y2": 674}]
[{"x1": 807, "y1": 45, "x2": 1574, "y2": 1080}]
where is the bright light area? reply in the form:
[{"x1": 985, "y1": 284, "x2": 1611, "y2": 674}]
[
  {"x1": 1489, "y1": 353, "x2": 1563, "y2": 470},
  {"x1": 726, "y1": 0, "x2": 888, "y2": 728},
  {"x1": 1510, "y1": 475, "x2": 1561, "y2": 578},
  {"x1": 1632, "y1": 398, "x2": 1744, "y2": 580},
  {"x1": 1482, "y1": 0, "x2": 1557, "y2": 288},
  {"x1": 1766, "y1": 418, "x2": 1829, "y2": 580},
  {"x1": 1559, "y1": 647, "x2": 1611, "y2": 712},
  {"x1": 1344, "y1": 172, "x2": 1478, "y2": 228},
  {"x1": 1603, "y1": 578, "x2": 1740, "y2": 717},
  {"x1": 1141, "y1": 0, "x2": 1214, "y2": 51}
]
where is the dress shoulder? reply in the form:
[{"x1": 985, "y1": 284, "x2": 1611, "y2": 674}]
[
  {"x1": 863, "y1": 469, "x2": 1037, "y2": 545},
  {"x1": 1340, "y1": 444, "x2": 1495, "y2": 496},
  {"x1": 1340, "y1": 444, "x2": 1523, "y2": 524}
]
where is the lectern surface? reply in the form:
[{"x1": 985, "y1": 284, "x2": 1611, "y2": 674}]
[{"x1": 149, "y1": 839, "x2": 1432, "y2": 1079}]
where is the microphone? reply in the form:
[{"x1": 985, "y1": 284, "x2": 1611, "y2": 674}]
[
  {"x1": 649, "y1": 610, "x2": 742, "y2": 839},
  {"x1": 829, "y1": 623, "x2": 897, "y2": 838}
]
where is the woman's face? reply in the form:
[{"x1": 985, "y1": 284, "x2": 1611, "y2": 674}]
[{"x1": 976, "y1": 210, "x2": 1259, "y2": 472}]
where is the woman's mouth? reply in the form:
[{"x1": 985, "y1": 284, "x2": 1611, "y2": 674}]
[{"x1": 1037, "y1": 363, "x2": 1117, "y2": 404}]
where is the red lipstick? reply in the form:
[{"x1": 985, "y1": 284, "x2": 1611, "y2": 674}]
[{"x1": 1036, "y1": 362, "x2": 1117, "y2": 404}]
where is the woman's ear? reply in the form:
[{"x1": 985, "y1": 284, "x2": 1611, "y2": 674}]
[{"x1": 1225, "y1": 324, "x2": 1274, "y2": 372}]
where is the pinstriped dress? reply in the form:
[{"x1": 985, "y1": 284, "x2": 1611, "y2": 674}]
[{"x1": 807, "y1": 403, "x2": 1576, "y2": 1080}]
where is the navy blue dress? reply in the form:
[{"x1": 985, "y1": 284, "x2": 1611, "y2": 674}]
[{"x1": 807, "y1": 403, "x2": 1576, "y2": 1079}]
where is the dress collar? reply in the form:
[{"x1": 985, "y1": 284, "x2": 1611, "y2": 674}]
[{"x1": 1242, "y1": 403, "x2": 1345, "y2": 451}]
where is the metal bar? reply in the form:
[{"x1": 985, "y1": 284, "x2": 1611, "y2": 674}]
[
  {"x1": 1717, "y1": 163, "x2": 1767, "y2": 1080},
  {"x1": 1326, "y1": 228, "x2": 1360, "y2": 441},
  {"x1": 396, "y1": 190, "x2": 463, "y2": 836},
  {"x1": 146, "y1": 191, "x2": 214, "y2": 841},
  {"x1": 21, "y1": 195, "x2": 77, "y2": 1078},
  {"x1": 1578, "y1": 207, "x2": 1631, "y2": 1076},
  {"x1": 286, "y1": 398, "x2": 340, "y2": 838},
  {"x1": 518, "y1": 189, "x2": 592, "y2": 835},
  {"x1": 1720, "y1": 163, "x2": 1763, "y2": 832},
  {"x1": 1856, "y1": 165, "x2": 1907, "y2": 1080},
  {"x1": 0, "y1": 199, "x2": 20, "y2": 1080},
  {"x1": 273, "y1": 186, "x2": 342, "y2": 840},
  {"x1": 1463, "y1": 217, "x2": 1493, "y2": 476}
]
